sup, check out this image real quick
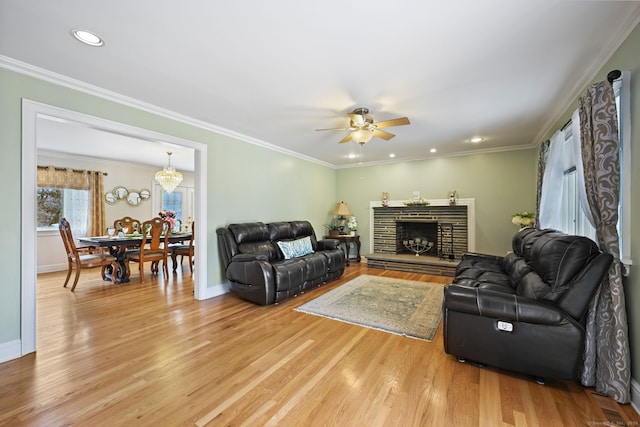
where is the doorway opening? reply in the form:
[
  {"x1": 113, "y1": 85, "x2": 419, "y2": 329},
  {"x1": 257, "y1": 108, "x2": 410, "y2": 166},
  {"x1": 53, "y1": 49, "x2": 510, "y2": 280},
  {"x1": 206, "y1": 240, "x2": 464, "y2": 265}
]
[{"x1": 21, "y1": 100, "x2": 208, "y2": 356}]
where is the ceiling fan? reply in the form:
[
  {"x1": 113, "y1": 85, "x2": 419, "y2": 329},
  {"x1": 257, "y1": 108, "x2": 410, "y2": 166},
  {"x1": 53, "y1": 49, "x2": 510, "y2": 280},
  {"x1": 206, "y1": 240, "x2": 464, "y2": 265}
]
[{"x1": 316, "y1": 107, "x2": 410, "y2": 145}]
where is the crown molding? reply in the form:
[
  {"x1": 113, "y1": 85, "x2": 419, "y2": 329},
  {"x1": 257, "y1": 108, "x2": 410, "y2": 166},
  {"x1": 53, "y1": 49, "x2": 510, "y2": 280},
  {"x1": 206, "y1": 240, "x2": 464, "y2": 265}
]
[
  {"x1": 335, "y1": 143, "x2": 536, "y2": 169},
  {"x1": 0, "y1": 55, "x2": 335, "y2": 169}
]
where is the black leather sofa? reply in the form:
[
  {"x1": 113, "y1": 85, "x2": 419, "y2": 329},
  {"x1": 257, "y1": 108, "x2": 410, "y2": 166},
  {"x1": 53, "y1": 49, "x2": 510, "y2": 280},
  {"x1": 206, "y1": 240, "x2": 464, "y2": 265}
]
[
  {"x1": 217, "y1": 220, "x2": 345, "y2": 305},
  {"x1": 443, "y1": 228, "x2": 613, "y2": 381}
]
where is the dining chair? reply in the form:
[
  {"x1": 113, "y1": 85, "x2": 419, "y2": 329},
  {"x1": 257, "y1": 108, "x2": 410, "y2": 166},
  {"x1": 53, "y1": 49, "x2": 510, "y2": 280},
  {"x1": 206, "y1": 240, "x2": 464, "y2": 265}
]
[
  {"x1": 127, "y1": 217, "x2": 170, "y2": 282},
  {"x1": 171, "y1": 220, "x2": 195, "y2": 274},
  {"x1": 59, "y1": 218, "x2": 115, "y2": 291},
  {"x1": 113, "y1": 216, "x2": 141, "y2": 234}
]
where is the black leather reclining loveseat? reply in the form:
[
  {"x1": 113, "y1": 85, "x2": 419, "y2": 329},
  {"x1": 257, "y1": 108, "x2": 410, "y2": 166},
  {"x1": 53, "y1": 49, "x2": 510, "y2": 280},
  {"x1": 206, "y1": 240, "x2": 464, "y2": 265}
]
[
  {"x1": 443, "y1": 228, "x2": 613, "y2": 381},
  {"x1": 217, "y1": 220, "x2": 345, "y2": 305}
]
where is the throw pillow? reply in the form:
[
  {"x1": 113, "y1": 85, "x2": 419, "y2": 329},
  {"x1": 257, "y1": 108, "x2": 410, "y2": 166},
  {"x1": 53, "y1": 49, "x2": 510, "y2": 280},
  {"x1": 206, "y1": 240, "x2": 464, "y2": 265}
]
[{"x1": 277, "y1": 236, "x2": 314, "y2": 259}]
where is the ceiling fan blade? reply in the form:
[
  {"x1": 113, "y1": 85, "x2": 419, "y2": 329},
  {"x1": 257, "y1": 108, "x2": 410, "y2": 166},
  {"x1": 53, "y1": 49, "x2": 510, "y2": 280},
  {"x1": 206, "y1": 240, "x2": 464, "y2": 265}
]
[
  {"x1": 339, "y1": 133, "x2": 353, "y2": 144},
  {"x1": 374, "y1": 117, "x2": 410, "y2": 128},
  {"x1": 373, "y1": 129, "x2": 395, "y2": 141}
]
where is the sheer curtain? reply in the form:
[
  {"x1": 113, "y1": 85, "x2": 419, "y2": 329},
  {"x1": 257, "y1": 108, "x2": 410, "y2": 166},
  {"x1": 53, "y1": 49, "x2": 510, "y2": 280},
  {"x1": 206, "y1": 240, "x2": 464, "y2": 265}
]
[
  {"x1": 538, "y1": 129, "x2": 564, "y2": 229},
  {"x1": 578, "y1": 80, "x2": 629, "y2": 404}
]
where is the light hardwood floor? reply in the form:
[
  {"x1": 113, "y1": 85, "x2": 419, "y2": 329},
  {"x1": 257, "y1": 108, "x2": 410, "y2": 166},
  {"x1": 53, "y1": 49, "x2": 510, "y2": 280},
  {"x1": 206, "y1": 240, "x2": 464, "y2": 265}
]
[{"x1": 1, "y1": 262, "x2": 638, "y2": 426}]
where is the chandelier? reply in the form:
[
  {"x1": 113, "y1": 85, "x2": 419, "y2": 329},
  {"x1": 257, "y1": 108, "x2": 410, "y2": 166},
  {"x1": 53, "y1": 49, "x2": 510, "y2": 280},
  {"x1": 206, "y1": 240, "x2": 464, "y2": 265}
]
[{"x1": 155, "y1": 151, "x2": 183, "y2": 194}]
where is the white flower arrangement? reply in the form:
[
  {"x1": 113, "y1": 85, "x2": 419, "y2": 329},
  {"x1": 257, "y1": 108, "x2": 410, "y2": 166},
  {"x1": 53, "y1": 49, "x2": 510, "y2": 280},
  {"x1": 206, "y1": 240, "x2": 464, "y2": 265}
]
[
  {"x1": 512, "y1": 211, "x2": 535, "y2": 228},
  {"x1": 347, "y1": 215, "x2": 357, "y2": 231}
]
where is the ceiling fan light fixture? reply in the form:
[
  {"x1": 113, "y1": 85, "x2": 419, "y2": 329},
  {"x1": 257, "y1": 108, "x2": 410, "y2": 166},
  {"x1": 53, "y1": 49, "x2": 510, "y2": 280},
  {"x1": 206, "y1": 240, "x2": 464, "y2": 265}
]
[
  {"x1": 155, "y1": 151, "x2": 183, "y2": 194},
  {"x1": 352, "y1": 128, "x2": 375, "y2": 144}
]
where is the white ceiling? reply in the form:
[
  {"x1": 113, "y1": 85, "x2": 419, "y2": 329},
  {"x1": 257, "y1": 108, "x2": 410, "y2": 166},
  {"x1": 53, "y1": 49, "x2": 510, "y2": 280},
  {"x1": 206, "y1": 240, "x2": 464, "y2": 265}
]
[{"x1": 2, "y1": 1, "x2": 640, "y2": 168}]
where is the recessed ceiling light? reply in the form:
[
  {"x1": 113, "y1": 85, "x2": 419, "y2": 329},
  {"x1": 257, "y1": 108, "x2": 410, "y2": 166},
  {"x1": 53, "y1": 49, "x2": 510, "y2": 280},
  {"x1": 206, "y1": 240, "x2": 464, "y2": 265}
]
[
  {"x1": 71, "y1": 29, "x2": 105, "y2": 46},
  {"x1": 469, "y1": 137, "x2": 484, "y2": 143},
  {"x1": 389, "y1": 153, "x2": 395, "y2": 158},
  {"x1": 348, "y1": 153, "x2": 357, "y2": 159},
  {"x1": 430, "y1": 148, "x2": 437, "y2": 153}
]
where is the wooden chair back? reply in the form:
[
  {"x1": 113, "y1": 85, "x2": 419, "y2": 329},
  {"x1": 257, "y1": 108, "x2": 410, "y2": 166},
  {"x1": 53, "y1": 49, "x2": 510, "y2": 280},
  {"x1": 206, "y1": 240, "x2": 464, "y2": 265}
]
[
  {"x1": 141, "y1": 217, "x2": 170, "y2": 251},
  {"x1": 58, "y1": 217, "x2": 114, "y2": 291},
  {"x1": 128, "y1": 217, "x2": 170, "y2": 281},
  {"x1": 113, "y1": 216, "x2": 141, "y2": 234},
  {"x1": 59, "y1": 217, "x2": 79, "y2": 260}
]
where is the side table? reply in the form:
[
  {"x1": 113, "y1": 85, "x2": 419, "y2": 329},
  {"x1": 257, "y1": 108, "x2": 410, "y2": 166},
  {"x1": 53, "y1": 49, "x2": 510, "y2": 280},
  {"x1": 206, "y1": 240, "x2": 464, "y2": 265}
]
[{"x1": 325, "y1": 234, "x2": 361, "y2": 266}]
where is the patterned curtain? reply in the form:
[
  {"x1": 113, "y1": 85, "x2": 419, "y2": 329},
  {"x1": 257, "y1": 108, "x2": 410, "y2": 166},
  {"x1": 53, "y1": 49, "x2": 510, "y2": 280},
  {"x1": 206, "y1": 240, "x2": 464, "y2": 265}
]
[
  {"x1": 37, "y1": 166, "x2": 106, "y2": 237},
  {"x1": 578, "y1": 81, "x2": 630, "y2": 403},
  {"x1": 88, "y1": 171, "x2": 106, "y2": 236},
  {"x1": 534, "y1": 139, "x2": 550, "y2": 228}
]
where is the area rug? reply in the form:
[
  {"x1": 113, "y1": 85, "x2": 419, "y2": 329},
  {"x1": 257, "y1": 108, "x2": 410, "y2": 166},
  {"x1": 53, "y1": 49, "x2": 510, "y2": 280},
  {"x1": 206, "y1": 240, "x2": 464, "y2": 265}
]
[{"x1": 294, "y1": 275, "x2": 444, "y2": 341}]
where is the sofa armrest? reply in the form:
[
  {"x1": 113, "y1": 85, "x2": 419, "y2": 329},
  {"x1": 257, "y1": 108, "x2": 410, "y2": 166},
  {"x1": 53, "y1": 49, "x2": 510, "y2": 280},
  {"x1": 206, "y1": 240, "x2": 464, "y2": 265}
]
[
  {"x1": 460, "y1": 252, "x2": 504, "y2": 263},
  {"x1": 231, "y1": 253, "x2": 269, "y2": 262},
  {"x1": 226, "y1": 254, "x2": 274, "y2": 289},
  {"x1": 444, "y1": 284, "x2": 565, "y2": 325},
  {"x1": 316, "y1": 239, "x2": 340, "y2": 251}
]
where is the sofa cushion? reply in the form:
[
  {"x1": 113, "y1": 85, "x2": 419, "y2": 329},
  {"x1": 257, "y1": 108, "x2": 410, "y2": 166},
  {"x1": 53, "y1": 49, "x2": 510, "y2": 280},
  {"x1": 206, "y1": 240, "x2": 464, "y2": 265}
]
[
  {"x1": 290, "y1": 220, "x2": 318, "y2": 248},
  {"x1": 502, "y1": 253, "x2": 532, "y2": 289},
  {"x1": 268, "y1": 222, "x2": 294, "y2": 241},
  {"x1": 272, "y1": 258, "x2": 306, "y2": 292},
  {"x1": 277, "y1": 236, "x2": 314, "y2": 259},
  {"x1": 229, "y1": 222, "x2": 270, "y2": 244},
  {"x1": 530, "y1": 233, "x2": 600, "y2": 297},
  {"x1": 515, "y1": 271, "x2": 550, "y2": 300},
  {"x1": 237, "y1": 241, "x2": 279, "y2": 262}
]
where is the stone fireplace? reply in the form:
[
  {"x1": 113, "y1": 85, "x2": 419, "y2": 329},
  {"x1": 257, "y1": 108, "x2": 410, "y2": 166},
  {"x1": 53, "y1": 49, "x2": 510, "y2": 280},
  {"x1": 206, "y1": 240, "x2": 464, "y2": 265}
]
[{"x1": 367, "y1": 198, "x2": 475, "y2": 275}]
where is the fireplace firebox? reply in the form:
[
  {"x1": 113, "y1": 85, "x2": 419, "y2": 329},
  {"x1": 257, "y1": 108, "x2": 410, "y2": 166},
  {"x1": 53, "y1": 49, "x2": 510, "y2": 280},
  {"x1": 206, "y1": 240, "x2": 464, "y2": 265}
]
[{"x1": 395, "y1": 220, "x2": 438, "y2": 256}]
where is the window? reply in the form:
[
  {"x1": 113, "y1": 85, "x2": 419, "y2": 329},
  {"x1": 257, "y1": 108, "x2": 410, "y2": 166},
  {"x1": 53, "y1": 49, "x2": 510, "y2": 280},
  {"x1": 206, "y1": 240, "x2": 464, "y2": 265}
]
[
  {"x1": 562, "y1": 167, "x2": 596, "y2": 242},
  {"x1": 543, "y1": 71, "x2": 630, "y2": 272},
  {"x1": 162, "y1": 191, "x2": 183, "y2": 221},
  {"x1": 37, "y1": 187, "x2": 89, "y2": 235},
  {"x1": 613, "y1": 72, "x2": 632, "y2": 267}
]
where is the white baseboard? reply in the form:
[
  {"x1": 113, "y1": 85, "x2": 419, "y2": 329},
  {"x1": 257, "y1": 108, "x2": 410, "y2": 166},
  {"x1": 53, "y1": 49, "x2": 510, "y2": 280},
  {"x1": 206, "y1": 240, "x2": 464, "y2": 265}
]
[
  {"x1": 200, "y1": 281, "x2": 230, "y2": 300},
  {"x1": 0, "y1": 339, "x2": 22, "y2": 364},
  {"x1": 37, "y1": 264, "x2": 66, "y2": 274}
]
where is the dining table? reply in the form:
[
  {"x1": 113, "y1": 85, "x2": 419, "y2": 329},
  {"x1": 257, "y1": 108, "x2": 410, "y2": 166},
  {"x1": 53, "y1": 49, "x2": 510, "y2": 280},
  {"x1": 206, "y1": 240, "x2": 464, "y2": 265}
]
[{"x1": 78, "y1": 232, "x2": 192, "y2": 283}]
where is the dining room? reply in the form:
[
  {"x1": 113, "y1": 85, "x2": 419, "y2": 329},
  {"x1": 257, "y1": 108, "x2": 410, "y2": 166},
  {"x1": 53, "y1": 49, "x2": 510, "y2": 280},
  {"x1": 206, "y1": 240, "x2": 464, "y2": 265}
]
[{"x1": 36, "y1": 133, "x2": 196, "y2": 281}]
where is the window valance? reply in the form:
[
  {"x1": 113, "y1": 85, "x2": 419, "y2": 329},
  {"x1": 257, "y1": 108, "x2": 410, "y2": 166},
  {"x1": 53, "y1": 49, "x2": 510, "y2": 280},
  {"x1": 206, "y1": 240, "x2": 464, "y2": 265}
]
[{"x1": 37, "y1": 166, "x2": 106, "y2": 190}]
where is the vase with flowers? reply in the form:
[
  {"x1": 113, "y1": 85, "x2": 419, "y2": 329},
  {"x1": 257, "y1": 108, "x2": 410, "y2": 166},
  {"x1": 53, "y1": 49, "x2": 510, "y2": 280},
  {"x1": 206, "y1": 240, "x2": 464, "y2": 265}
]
[
  {"x1": 347, "y1": 215, "x2": 358, "y2": 236},
  {"x1": 512, "y1": 211, "x2": 535, "y2": 230},
  {"x1": 159, "y1": 210, "x2": 178, "y2": 232}
]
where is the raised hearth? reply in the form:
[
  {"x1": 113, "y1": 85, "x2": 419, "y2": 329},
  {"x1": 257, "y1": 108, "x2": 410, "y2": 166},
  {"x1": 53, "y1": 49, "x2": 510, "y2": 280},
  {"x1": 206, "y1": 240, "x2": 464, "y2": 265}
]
[{"x1": 366, "y1": 253, "x2": 458, "y2": 276}]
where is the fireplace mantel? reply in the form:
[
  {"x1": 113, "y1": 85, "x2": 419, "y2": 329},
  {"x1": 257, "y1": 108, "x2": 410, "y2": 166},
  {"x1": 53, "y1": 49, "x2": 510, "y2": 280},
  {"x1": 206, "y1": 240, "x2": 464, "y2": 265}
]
[{"x1": 368, "y1": 198, "x2": 476, "y2": 255}]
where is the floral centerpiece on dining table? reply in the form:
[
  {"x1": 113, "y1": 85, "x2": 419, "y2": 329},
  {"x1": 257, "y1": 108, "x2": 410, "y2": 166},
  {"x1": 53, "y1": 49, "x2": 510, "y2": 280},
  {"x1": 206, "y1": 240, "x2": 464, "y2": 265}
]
[{"x1": 158, "y1": 210, "x2": 178, "y2": 229}]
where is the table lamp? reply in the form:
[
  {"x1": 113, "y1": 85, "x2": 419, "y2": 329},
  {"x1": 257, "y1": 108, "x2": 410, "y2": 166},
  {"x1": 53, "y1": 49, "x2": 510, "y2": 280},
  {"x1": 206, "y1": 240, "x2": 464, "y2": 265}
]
[{"x1": 333, "y1": 201, "x2": 351, "y2": 234}]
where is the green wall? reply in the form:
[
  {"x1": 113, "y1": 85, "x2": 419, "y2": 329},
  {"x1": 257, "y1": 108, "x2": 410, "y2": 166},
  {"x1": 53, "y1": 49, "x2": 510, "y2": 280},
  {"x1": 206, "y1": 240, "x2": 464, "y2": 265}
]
[
  {"x1": 335, "y1": 149, "x2": 538, "y2": 256},
  {"x1": 0, "y1": 67, "x2": 336, "y2": 345}
]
